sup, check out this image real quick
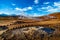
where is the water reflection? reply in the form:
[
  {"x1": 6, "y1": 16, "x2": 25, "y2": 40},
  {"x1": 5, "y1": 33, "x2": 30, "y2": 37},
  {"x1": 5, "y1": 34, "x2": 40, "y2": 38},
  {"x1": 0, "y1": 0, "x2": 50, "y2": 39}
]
[
  {"x1": 1, "y1": 26, "x2": 55, "y2": 40},
  {"x1": 0, "y1": 26, "x2": 8, "y2": 30},
  {"x1": 41, "y1": 27, "x2": 55, "y2": 34}
]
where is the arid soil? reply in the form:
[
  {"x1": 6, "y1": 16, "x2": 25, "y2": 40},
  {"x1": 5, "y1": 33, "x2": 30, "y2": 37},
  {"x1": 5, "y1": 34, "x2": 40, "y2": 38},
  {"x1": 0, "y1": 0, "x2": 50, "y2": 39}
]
[{"x1": 0, "y1": 12, "x2": 60, "y2": 40}]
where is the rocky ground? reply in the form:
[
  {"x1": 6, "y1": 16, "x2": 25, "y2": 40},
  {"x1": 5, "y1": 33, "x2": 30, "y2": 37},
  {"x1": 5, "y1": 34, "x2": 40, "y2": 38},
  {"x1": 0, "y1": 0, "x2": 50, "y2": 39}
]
[{"x1": 0, "y1": 26, "x2": 58, "y2": 40}]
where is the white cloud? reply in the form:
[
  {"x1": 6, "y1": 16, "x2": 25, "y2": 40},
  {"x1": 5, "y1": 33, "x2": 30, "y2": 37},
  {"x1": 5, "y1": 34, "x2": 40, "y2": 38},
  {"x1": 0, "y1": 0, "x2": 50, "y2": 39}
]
[
  {"x1": 54, "y1": 2, "x2": 60, "y2": 7},
  {"x1": 15, "y1": 6, "x2": 33, "y2": 16},
  {"x1": 46, "y1": 2, "x2": 60, "y2": 12},
  {"x1": 41, "y1": 7, "x2": 46, "y2": 9},
  {"x1": 33, "y1": 13, "x2": 38, "y2": 16},
  {"x1": 0, "y1": 7, "x2": 32, "y2": 16},
  {"x1": 0, "y1": 8, "x2": 25, "y2": 16},
  {"x1": 15, "y1": 8, "x2": 28, "y2": 11},
  {"x1": 15, "y1": 6, "x2": 32, "y2": 11},
  {"x1": 2, "y1": 2, "x2": 60, "y2": 17},
  {"x1": 44, "y1": 2, "x2": 49, "y2": 4},
  {"x1": 34, "y1": 0, "x2": 39, "y2": 4},
  {"x1": 41, "y1": 6, "x2": 53, "y2": 10},
  {"x1": 38, "y1": 6, "x2": 53, "y2": 12},
  {"x1": 15, "y1": 8, "x2": 23, "y2": 11},
  {"x1": 46, "y1": 6, "x2": 53, "y2": 9},
  {"x1": 38, "y1": 1, "x2": 60, "y2": 13},
  {"x1": 47, "y1": 8, "x2": 58, "y2": 12},
  {"x1": 27, "y1": 7, "x2": 32, "y2": 10},
  {"x1": 46, "y1": 6, "x2": 60, "y2": 13},
  {"x1": 12, "y1": 3, "x2": 16, "y2": 6},
  {"x1": 31, "y1": 13, "x2": 42, "y2": 17}
]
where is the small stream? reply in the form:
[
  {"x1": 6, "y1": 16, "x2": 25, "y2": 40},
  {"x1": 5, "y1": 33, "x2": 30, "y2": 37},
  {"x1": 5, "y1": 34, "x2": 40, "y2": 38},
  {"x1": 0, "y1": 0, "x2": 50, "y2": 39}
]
[
  {"x1": 41, "y1": 27, "x2": 55, "y2": 34},
  {"x1": 0, "y1": 26, "x2": 8, "y2": 31}
]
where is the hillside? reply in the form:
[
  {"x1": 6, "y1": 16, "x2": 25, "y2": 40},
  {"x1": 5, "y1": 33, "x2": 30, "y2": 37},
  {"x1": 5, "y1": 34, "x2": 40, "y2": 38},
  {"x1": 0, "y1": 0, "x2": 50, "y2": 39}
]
[
  {"x1": 0, "y1": 12, "x2": 60, "y2": 26},
  {"x1": 34, "y1": 12, "x2": 60, "y2": 21},
  {"x1": 0, "y1": 12, "x2": 60, "y2": 40}
]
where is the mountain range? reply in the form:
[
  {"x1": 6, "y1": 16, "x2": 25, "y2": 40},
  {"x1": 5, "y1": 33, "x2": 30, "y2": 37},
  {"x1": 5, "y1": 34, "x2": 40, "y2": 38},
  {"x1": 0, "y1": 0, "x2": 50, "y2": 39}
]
[
  {"x1": 0, "y1": 14, "x2": 17, "y2": 17},
  {"x1": 0, "y1": 12, "x2": 60, "y2": 20}
]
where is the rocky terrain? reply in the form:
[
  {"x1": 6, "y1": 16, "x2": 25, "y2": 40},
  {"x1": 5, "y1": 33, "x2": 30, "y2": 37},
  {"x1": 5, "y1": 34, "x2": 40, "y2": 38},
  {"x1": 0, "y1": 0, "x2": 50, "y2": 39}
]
[
  {"x1": 0, "y1": 12, "x2": 60, "y2": 40},
  {"x1": 0, "y1": 27, "x2": 55, "y2": 40}
]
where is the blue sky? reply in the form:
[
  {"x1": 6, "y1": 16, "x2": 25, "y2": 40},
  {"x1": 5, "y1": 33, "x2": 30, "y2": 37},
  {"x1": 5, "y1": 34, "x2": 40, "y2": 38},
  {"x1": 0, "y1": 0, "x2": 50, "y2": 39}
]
[{"x1": 0, "y1": 0, "x2": 60, "y2": 17}]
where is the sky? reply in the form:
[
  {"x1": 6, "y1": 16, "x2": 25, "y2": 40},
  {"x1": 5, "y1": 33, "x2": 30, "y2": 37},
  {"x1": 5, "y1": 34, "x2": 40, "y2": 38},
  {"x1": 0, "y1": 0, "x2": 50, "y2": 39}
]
[{"x1": 0, "y1": 0, "x2": 60, "y2": 17}]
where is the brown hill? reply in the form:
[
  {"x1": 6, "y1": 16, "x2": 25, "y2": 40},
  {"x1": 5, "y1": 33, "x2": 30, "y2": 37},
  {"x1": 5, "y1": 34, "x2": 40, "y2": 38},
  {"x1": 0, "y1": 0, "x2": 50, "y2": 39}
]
[
  {"x1": 35, "y1": 12, "x2": 60, "y2": 21},
  {"x1": 48, "y1": 12, "x2": 60, "y2": 19}
]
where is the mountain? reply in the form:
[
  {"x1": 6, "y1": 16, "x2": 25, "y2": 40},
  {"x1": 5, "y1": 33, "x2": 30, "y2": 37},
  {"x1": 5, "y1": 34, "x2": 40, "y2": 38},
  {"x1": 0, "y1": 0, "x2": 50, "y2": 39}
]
[
  {"x1": 0, "y1": 14, "x2": 9, "y2": 17},
  {"x1": 0, "y1": 12, "x2": 60, "y2": 20},
  {"x1": 34, "y1": 12, "x2": 60, "y2": 21},
  {"x1": 0, "y1": 13, "x2": 27, "y2": 17},
  {"x1": 0, "y1": 13, "x2": 20, "y2": 17},
  {"x1": 48, "y1": 12, "x2": 60, "y2": 19}
]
